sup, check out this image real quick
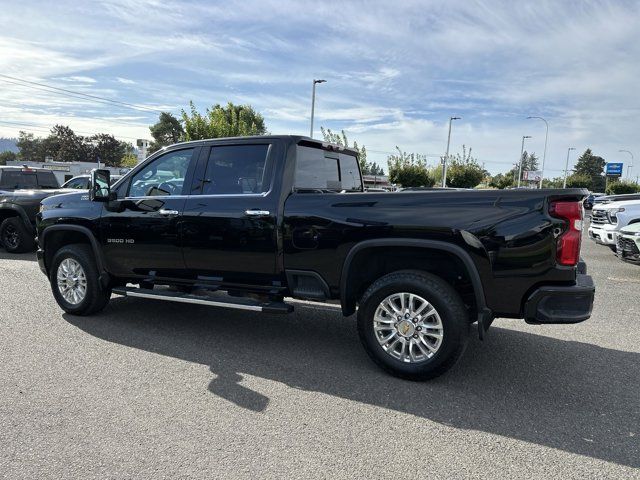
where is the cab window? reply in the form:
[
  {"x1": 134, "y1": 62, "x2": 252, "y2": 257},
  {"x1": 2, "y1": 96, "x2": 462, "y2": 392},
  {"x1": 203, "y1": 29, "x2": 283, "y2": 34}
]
[
  {"x1": 128, "y1": 148, "x2": 194, "y2": 197},
  {"x1": 199, "y1": 144, "x2": 270, "y2": 195}
]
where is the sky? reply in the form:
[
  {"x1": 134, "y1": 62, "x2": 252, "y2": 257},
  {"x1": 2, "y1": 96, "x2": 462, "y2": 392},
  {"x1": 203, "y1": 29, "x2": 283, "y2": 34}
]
[{"x1": 0, "y1": 0, "x2": 639, "y2": 178}]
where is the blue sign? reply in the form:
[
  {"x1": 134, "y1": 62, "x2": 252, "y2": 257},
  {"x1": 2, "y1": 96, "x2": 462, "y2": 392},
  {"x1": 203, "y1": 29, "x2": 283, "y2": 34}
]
[{"x1": 606, "y1": 163, "x2": 623, "y2": 176}]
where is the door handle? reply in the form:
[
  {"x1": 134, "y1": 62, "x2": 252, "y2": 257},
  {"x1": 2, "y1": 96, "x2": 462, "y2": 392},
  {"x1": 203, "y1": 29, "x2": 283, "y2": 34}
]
[
  {"x1": 159, "y1": 209, "x2": 180, "y2": 216},
  {"x1": 245, "y1": 209, "x2": 270, "y2": 217}
]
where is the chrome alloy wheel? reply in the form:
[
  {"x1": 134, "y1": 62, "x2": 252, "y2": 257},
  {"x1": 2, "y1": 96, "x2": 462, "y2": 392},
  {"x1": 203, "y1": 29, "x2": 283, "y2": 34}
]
[
  {"x1": 373, "y1": 292, "x2": 444, "y2": 363},
  {"x1": 56, "y1": 258, "x2": 87, "y2": 305}
]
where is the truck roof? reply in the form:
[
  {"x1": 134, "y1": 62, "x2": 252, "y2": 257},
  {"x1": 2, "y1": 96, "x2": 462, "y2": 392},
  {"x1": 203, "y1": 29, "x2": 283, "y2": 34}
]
[{"x1": 154, "y1": 135, "x2": 360, "y2": 156}]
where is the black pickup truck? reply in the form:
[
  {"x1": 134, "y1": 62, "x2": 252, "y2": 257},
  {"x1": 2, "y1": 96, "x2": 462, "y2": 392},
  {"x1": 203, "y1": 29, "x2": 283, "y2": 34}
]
[
  {"x1": 0, "y1": 166, "x2": 71, "y2": 253},
  {"x1": 36, "y1": 135, "x2": 595, "y2": 379}
]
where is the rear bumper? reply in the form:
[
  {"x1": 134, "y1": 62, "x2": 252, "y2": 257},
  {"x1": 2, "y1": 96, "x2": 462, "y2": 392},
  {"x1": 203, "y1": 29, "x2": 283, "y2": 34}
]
[{"x1": 524, "y1": 273, "x2": 595, "y2": 324}]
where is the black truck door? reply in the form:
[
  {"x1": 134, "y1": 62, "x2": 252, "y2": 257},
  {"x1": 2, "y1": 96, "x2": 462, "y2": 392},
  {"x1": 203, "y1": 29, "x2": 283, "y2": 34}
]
[
  {"x1": 181, "y1": 141, "x2": 281, "y2": 289},
  {"x1": 101, "y1": 147, "x2": 198, "y2": 278}
]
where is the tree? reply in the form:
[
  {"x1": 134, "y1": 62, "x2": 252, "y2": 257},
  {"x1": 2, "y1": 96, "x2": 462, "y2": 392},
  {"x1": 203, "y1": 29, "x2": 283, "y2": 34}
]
[
  {"x1": 0, "y1": 151, "x2": 17, "y2": 165},
  {"x1": 489, "y1": 172, "x2": 514, "y2": 189},
  {"x1": 574, "y1": 148, "x2": 606, "y2": 191},
  {"x1": 440, "y1": 145, "x2": 487, "y2": 188},
  {"x1": 606, "y1": 180, "x2": 640, "y2": 195},
  {"x1": 387, "y1": 147, "x2": 433, "y2": 187},
  {"x1": 320, "y1": 127, "x2": 383, "y2": 175},
  {"x1": 89, "y1": 134, "x2": 132, "y2": 167},
  {"x1": 182, "y1": 101, "x2": 267, "y2": 141},
  {"x1": 44, "y1": 125, "x2": 87, "y2": 162},
  {"x1": 488, "y1": 151, "x2": 539, "y2": 188},
  {"x1": 120, "y1": 152, "x2": 138, "y2": 168},
  {"x1": 149, "y1": 112, "x2": 184, "y2": 153},
  {"x1": 565, "y1": 174, "x2": 592, "y2": 188},
  {"x1": 16, "y1": 131, "x2": 43, "y2": 162}
]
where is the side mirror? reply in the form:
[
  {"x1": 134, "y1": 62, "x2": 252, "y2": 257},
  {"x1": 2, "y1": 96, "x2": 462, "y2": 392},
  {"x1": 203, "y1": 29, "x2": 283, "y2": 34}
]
[{"x1": 90, "y1": 169, "x2": 111, "y2": 202}]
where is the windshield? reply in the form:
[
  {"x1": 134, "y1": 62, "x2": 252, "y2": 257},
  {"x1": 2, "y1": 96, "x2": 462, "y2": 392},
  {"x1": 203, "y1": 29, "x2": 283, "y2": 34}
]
[{"x1": 0, "y1": 170, "x2": 60, "y2": 189}]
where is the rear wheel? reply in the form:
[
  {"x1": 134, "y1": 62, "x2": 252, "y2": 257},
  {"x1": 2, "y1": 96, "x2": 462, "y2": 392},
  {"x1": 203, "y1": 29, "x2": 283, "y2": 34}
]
[
  {"x1": 50, "y1": 244, "x2": 111, "y2": 315},
  {"x1": 0, "y1": 217, "x2": 35, "y2": 253},
  {"x1": 357, "y1": 270, "x2": 469, "y2": 380}
]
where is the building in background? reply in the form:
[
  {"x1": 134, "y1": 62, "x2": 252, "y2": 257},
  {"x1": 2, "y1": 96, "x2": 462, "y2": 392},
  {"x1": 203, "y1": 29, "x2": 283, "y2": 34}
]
[{"x1": 136, "y1": 139, "x2": 149, "y2": 164}]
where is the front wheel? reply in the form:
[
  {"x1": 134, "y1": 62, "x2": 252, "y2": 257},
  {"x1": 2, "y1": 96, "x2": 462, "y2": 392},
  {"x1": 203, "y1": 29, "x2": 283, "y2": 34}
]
[
  {"x1": 50, "y1": 244, "x2": 111, "y2": 315},
  {"x1": 357, "y1": 270, "x2": 469, "y2": 381}
]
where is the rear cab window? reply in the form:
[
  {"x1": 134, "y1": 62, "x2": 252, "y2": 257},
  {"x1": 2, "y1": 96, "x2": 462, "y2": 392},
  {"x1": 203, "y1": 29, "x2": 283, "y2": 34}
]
[
  {"x1": 294, "y1": 145, "x2": 362, "y2": 192},
  {"x1": 0, "y1": 169, "x2": 59, "y2": 189}
]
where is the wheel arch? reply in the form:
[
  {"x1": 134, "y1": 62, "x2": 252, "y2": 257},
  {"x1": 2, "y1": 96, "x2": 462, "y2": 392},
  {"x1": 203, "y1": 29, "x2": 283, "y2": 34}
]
[
  {"x1": 339, "y1": 238, "x2": 492, "y2": 336},
  {"x1": 0, "y1": 204, "x2": 31, "y2": 231},
  {"x1": 40, "y1": 225, "x2": 106, "y2": 276}
]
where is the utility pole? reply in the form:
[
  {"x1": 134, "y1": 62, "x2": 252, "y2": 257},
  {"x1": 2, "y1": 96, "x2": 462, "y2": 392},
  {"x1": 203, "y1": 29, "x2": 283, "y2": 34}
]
[
  {"x1": 563, "y1": 147, "x2": 576, "y2": 188},
  {"x1": 442, "y1": 116, "x2": 461, "y2": 187},
  {"x1": 527, "y1": 116, "x2": 548, "y2": 188},
  {"x1": 517, "y1": 135, "x2": 532, "y2": 188},
  {"x1": 309, "y1": 79, "x2": 326, "y2": 138},
  {"x1": 619, "y1": 149, "x2": 634, "y2": 179}
]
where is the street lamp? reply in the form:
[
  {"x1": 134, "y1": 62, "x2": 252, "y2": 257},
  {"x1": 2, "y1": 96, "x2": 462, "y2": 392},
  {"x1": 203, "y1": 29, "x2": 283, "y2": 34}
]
[
  {"x1": 527, "y1": 116, "x2": 548, "y2": 188},
  {"x1": 619, "y1": 149, "x2": 634, "y2": 179},
  {"x1": 563, "y1": 147, "x2": 576, "y2": 188},
  {"x1": 441, "y1": 116, "x2": 461, "y2": 187},
  {"x1": 517, "y1": 135, "x2": 532, "y2": 188},
  {"x1": 309, "y1": 79, "x2": 326, "y2": 138}
]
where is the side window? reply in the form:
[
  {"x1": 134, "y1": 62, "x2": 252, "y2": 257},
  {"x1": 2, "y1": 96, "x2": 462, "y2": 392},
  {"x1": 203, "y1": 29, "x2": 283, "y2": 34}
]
[
  {"x1": 294, "y1": 146, "x2": 362, "y2": 191},
  {"x1": 64, "y1": 177, "x2": 87, "y2": 189},
  {"x1": 200, "y1": 144, "x2": 270, "y2": 195},
  {"x1": 128, "y1": 148, "x2": 194, "y2": 197}
]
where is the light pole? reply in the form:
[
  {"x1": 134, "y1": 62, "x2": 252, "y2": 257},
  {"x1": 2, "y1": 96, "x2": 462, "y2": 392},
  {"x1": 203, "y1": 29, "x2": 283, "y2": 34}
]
[
  {"x1": 309, "y1": 79, "x2": 326, "y2": 138},
  {"x1": 563, "y1": 147, "x2": 576, "y2": 188},
  {"x1": 441, "y1": 116, "x2": 461, "y2": 187},
  {"x1": 619, "y1": 149, "x2": 634, "y2": 179},
  {"x1": 527, "y1": 116, "x2": 548, "y2": 188},
  {"x1": 517, "y1": 135, "x2": 532, "y2": 188}
]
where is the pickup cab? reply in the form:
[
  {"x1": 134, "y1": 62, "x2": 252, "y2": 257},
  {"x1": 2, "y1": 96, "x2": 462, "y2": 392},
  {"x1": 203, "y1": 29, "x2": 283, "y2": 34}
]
[{"x1": 36, "y1": 136, "x2": 595, "y2": 380}]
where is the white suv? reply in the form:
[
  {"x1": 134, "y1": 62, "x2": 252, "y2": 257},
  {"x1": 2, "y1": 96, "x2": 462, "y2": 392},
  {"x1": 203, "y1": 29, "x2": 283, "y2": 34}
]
[{"x1": 588, "y1": 199, "x2": 640, "y2": 250}]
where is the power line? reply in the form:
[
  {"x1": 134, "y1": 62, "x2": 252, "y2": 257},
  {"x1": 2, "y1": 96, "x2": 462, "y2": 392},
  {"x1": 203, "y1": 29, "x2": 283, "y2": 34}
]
[
  {"x1": 0, "y1": 120, "x2": 140, "y2": 141},
  {"x1": 0, "y1": 74, "x2": 170, "y2": 115}
]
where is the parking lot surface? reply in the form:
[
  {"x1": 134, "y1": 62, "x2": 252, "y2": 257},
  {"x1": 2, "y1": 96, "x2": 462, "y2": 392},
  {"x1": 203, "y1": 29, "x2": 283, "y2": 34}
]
[{"x1": 1, "y1": 227, "x2": 639, "y2": 479}]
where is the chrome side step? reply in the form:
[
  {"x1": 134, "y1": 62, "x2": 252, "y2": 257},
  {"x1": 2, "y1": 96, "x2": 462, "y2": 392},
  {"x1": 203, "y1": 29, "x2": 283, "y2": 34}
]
[{"x1": 112, "y1": 287, "x2": 294, "y2": 314}]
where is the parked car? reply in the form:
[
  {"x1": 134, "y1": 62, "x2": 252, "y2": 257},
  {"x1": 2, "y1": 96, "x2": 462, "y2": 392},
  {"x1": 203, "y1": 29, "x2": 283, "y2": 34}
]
[
  {"x1": 36, "y1": 135, "x2": 594, "y2": 380},
  {"x1": 588, "y1": 199, "x2": 640, "y2": 251},
  {"x1": 583, "y1": 192, "x2": 605, "y2": 210},
  {"x1": 62, "y1": 174, "x2": 123, "y2": 190},
  {"x1": 616, "y1": 222, "x2": 640, "y2": 264}
]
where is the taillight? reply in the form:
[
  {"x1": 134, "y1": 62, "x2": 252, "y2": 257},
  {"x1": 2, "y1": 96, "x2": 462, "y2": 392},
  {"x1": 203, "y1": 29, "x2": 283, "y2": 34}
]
[{"x1": 549, "y1": 200, "x2": 583, "y2": 266}]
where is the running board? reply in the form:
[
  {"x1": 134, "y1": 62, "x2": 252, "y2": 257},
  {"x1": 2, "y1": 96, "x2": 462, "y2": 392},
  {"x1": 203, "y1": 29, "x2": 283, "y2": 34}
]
[{"x1": 112, "y1": 287, "x2": 294, "y2": 314}]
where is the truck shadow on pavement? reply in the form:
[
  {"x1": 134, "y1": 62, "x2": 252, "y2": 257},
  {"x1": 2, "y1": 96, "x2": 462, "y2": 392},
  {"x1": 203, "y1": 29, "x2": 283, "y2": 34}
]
[
  {"x1": 0, "y1": 251, "x2": 38, "y2": 262},
  {"x1": 64, "y1": 297, "x2": 639, "y2": 468}
]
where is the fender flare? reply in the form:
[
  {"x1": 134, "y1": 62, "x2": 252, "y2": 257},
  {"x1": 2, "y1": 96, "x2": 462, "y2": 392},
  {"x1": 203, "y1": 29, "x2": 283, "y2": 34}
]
[
  {"x1": 339, "y1": 238, "x2": 492, "y2": 337},
  {"x1": 40, "y1": 225, "x2": 106, "y2": 274},
  {"x1": 0, "y1": 204, "x2": 33, "y2": 232}
]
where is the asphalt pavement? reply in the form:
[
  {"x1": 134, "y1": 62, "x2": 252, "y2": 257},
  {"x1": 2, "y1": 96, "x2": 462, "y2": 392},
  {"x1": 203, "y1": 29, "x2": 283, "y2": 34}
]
[{"x1": 1, "y1": 226, "x2": 638, "y2": 479}]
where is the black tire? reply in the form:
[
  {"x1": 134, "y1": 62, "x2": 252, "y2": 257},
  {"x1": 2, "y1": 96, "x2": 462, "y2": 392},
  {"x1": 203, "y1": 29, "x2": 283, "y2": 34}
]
[
  {"x1": 608, "y1": 245, "x2": 617, "y2": 252},
  {"x1": 0, "y1": 217, "x2": 35, "y2": 253},
  {"x1": 50, "y1": 244, "x2": 111, "y2": 315},
  {"x1": 357, "y1": 270, "x2": 469, "y2": 381}
]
